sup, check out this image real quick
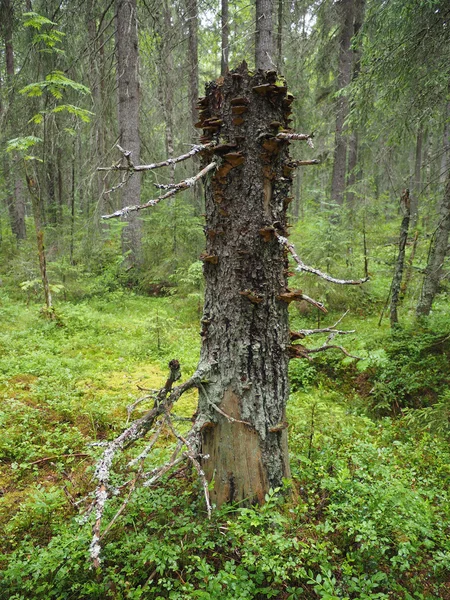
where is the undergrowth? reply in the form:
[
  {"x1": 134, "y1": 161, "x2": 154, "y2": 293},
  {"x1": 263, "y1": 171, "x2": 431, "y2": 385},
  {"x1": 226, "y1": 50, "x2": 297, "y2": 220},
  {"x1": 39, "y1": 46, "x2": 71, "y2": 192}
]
[{"x1": 1, "y1": 290, "x2": 449, "y2": 599}]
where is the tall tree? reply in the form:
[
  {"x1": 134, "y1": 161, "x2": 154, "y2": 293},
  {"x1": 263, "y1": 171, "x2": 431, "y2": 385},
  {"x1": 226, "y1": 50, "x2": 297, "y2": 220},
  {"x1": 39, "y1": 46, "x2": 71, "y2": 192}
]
[
  {"x1": 115, "y1": 0, "x2": 142, "y2": 265},
  {"x1": 416, "y1": 172, "x2": 450, "y2": 316},
  {"x1": 330, "y1": 0, "x2": 355, "y2": 207},
  {"x1": 255, "y1": 0, "x2": 274, "y2": 70},
  {"x1": 1, "y1": 0, "x2": 27, "y2": 240},
  {"x1": 220, "y1": 0, "x2": 229, "y2": 76}
]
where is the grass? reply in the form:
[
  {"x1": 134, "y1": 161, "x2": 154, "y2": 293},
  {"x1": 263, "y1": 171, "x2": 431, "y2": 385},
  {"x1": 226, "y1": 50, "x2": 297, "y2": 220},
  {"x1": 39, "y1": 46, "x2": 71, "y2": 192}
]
[{"x1": 1, "y1": 288, "x2": 449, "y2": 599}]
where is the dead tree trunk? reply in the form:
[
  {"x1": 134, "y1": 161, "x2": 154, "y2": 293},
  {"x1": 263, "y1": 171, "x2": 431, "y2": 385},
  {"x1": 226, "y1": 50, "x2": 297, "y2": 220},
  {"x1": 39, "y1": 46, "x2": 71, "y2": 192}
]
[
  {"x1": 416, "y1": 169, "x2": 450, "y2": 316},
  {"x1": 390, "y1": 189, "x2": 410, "y2": 328},
  {"x1": 116, "y1": 0, "x2": 142, "y2": 265},
  {"x1": 196, "y1": 65, "x2": 293, "y2": 505}
]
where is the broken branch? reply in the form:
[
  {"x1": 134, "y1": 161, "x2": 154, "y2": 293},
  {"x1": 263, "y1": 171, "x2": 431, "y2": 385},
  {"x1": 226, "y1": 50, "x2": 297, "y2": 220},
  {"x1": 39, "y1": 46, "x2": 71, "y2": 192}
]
[
  {"x1": 98, "y1": 143, "x2": 214, "y2": 173},
  {"x1": 101, "y1": 162, "x2": 217, "y2": 219},
  {"x1": 276, "y1": 233, "x2": 369, "y2": 285},
  {"x1": 276, "y1": 132, "x2": 315, "y2": 148}
]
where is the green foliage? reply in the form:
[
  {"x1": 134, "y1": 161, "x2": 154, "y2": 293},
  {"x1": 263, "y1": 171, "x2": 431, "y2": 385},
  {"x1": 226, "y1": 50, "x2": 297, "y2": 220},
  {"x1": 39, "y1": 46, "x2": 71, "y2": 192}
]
[{"x1": 20, "y1": 71, "x2": 90, "y2": 100}]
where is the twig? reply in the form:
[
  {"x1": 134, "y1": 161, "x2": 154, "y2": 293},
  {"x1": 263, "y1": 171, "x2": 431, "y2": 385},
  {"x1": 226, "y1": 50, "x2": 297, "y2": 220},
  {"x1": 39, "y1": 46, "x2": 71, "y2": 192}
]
[
  {"x1": 101, "y1": 162, "x2": 217, "y2": 219},
  {"x1": 29, "y1": 453, "x2": 89, "y2": 465},
  {"x1": 276, "y1": 233, "x2": 369, "y2": 285},
  {"x1": 289, "y1": 159, "x2": 320, "y2": 166},
  {"x1": 300, "y1": 293, "x2": 328, "y2": 314},
  {"x1": 98, "y1": 143, "x2": 214, "y2": 172},
  {"x1": 126, "y1": 394, "x2": 157, "y2": 423},
  {"x1": 294, "y1": 310, "x2": 355, "y2": 337}
]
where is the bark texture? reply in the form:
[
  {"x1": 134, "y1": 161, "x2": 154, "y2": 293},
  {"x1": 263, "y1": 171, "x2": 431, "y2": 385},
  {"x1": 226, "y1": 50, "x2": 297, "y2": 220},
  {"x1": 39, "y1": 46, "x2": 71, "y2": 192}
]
[
  {"x1": 330, "y1": 0, "x2": 355, "y2": 207},
  {"x1": 255, "y1": 0, "x2": 274, "y2": 70},
  {"x1": 390, "y1": 190, "x2": 410, "y2": 327},
  {"x1": 416, "y1": 170, "x2": 450, "y2": 316},
  {"x1": 196, "y1": 64, "x2": 294, "y2": 505},
  {"x1": 186, "y1": 0, "x2": 199, "y2": 133},
  {"x1": 116, "y1": 0, "x2": 142, "y2": 263}
]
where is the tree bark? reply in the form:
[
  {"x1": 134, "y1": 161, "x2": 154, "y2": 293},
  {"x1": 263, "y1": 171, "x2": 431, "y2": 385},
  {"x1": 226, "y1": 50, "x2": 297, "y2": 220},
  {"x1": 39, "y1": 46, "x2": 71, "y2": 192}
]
[
  {"x1": 221, "y1": 0, "x2": 229, "y2": 76},
  {"x1": 330, "y1": 0, "x2": 355, "y2": 207},
  {"x1": 115, "y1": 0, "x2": 142, "y2": 265},
  {"x1": 390, "y1": 190, "x2": 410, "y2": 327},
  {"x1": 410, "y1": 124, "x2": 423, "y2": 228},
  {"x1": 186, "y1": 0, "x2": 198, "y2": 133},
  {"x1": 255, "y1": 0, "x2": 274, "y2": 70},
  {"x1": 196, "y1": 64, "x2": 293, "y2": 506},
  {"x1": 2, "y1": 0, "x2": 27, "y2": 240},
  {"x1": 416, "y1": 169, "x2": 450, "y2": 316},
  {"x1": 276, "y1": 0, "x2": 283, "y2": 71}
]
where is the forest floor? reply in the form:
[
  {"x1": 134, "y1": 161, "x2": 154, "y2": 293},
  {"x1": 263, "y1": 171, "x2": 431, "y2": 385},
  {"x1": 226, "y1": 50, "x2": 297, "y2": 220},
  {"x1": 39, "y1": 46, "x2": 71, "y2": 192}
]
[{"x1": 1, "y1": 288, "x2": 449, "y2": 599}]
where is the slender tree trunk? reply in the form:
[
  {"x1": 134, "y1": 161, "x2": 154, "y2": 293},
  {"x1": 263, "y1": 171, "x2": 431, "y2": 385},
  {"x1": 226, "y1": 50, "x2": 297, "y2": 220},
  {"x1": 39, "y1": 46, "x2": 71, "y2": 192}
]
[
  {"x1": 255, "y1": 0, "x2": 274, "y2": 70},
  {"x1": 197, "y1": 64, "x2": 293, "y2": 506},
  {"x1": 221, "y1": 0, "x2": 229, "y2": 76},
  {"x1": 3, "y1": 0, "x2": 27, "y2": 240},
  {"x1": 410, "y1": 124, "x2": 423, "y2": 228},
  {"x1": 186, "y1": 0, "x2": 198, "y2": 133},
  {"x1": 158, "y1": 0, "x2": 175, "y2": 184},
  {"x1": 399, "y1": 229, "x2": 418, "y2": 303},
  {"x1": 390, "y1": 190, "x2": 411, "y2": 327},
  {"x1": 116, "y1": 0, "x2": 142, "y2": 265},
  {"x1": 330, "y1": 0, "x2": 355, "y2": 207},
  {"x1": 276, "y1": 0, "x2": 283, "y2": 71},
  {"x1": 416, "y1": 170, "x2": 450, "y2": 316},
  {"x1": 440, "y1": 97, "x2": 450, "y2": 185}
]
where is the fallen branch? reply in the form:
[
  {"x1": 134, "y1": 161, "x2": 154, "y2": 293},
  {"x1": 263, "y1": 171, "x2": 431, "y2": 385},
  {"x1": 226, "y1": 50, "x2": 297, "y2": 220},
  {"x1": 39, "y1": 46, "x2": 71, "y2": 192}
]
[
  {"x1": 293, "y1": 310, "x2": 354, "y2": 337},
  {"x1": 101, "y1": 162, "x2": 217, "y2": 219},
  {"x1": 98, "y1": 143, "x2": 214, "y2": 173},
  {"x1": 89, "y1": 361, "x2": 204, "y2": 567},
  {"x1": 276, "y1": 233, "x2": 369, "y2": 285}
]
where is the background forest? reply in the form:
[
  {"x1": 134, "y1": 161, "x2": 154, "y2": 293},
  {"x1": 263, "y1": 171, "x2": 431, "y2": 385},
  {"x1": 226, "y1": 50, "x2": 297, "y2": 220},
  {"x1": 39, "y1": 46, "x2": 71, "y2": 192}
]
[{"x1": 0, "y1": 0, "x2": 450, "y2": 599}]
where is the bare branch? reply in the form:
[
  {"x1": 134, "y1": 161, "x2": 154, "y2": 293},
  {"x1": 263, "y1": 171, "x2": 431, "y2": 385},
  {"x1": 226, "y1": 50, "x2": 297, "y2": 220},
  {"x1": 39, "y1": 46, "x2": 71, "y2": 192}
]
[
  {"x1": 276, "y1": 233, "x2": 369, "y2": 285},
  {"x1": 199, "y1": 383, "x2": 251, "y2": 425},
  {"x1": 277, "y1": 131, "x2": 315, "y2": 148},
  {"x1": 294, "y1": 310, "x2": 355, "y2": 337},
  {"x1": 299, "y1": 293, "x2": 328, "y2": 314},
  {"x1": 289, "y1": 159, "x2": 320, "y2": 167},
  {"x1": 101, "y1": 162, "x2": 217, "y2": 219},
  {"x1": 98, "y1": 143, "x2": 214, "y2": 173}
]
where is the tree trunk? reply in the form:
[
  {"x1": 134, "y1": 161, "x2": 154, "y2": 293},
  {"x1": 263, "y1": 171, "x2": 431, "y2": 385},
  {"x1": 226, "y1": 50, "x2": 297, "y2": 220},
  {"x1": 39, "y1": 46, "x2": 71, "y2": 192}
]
[
  {"x1": 346, "y1": 0, "x2": 365, "y2": 209},
  {"x1": 440, "y1": 97, "x2": 450, "y2": 185},
  {"x1": 330, "y1": 0, "x2": 355, "y2": 207},
  {"x1": 416, "y1": 170, "x2": 450, "y2": 316},
  {"x1": 3, "y1": 0, "x2": 27, "y2": 240},
  {"x1": 221, "y1": 0, "x2": 229, "y2": 76},
  {"x1": 390, "y1": 190, "x2": 410, "y2": 327},
  {"x1": 196, "y1": 64, "x2": 293, "y2": 506},
  {"x1": 255, "y1": 0, "x2": 274, "y2": 70},
  {"x1": 410, "y1": 124, "x2": 423, "y2": 228},
  {"x1": 116, "y1": 0, "x2": 142, "y2": 265},
  {"x1": 276, "y1": 0, "x2": 283, "y2": 71},
  {"x1": 186, "y1": 0, "x2": 198, "y2": 134}
]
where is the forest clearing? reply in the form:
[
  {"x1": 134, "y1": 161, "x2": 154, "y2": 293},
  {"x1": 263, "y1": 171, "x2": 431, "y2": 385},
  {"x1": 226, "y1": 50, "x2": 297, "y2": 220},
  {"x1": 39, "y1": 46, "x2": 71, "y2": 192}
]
[{"x1": 1, "y1": 0, "x2": 450, "y2": 598}]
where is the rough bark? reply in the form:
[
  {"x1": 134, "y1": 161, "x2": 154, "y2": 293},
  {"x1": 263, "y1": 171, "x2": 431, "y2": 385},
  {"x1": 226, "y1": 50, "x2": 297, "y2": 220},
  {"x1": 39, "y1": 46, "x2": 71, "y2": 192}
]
[
  {"x1": 330, "y1": 0, "x2": 355, "y2": 207},
  {"x1": 390, "y1": 190, "x2": 410, "y2": 327},
  {"x1": 255, "y1": 0, "x2": 274, "y2": 71},
  {"x1": 440, "y1": 98, "x2": 450, "y2": 185},
  {"x1": 116, "y1": 0, "x2": 142, "y2": 264},
  {"x1": 416, "y1": 169, "x2": 450, "y2": 316},
  {"x1": 196, "y1": 64, "x2": 294, "y2": 505},
  {"x1": 221, "y1": 0, "x2": 229, "y2": 76}
]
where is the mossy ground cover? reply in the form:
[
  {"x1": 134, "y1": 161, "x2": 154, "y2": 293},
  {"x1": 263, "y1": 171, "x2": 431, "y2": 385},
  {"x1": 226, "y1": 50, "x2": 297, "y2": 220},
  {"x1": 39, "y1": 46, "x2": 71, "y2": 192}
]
[{"x1": 0, "y1": 289, "x2": 449, "y2": 599}]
